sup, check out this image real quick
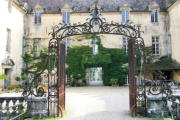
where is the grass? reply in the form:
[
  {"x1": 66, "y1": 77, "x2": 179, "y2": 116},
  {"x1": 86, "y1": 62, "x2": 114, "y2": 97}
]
[{"x1": 152, "y1": 118, "x2": 164, "y2": 120}]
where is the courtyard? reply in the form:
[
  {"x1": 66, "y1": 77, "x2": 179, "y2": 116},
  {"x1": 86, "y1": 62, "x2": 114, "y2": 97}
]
[{"x1": 64, "y1": 86, "x2": 149, "y2": 120}]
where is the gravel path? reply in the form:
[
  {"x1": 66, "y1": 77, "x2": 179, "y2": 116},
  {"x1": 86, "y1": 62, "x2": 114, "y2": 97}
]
[{"x1": 64, "y1": 86, "x2": 150, "y2": 120}]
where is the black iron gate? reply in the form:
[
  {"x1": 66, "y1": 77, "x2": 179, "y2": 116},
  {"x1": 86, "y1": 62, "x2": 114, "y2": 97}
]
[
  {"x1": 46, "y1": 5, "x2": 145, "y2": 117},
  {"x1": 22, "y1": 4, "x2": 147, "y2": 117},
  {"x1": 21, "y1": 4, "x2": 180, "y2": 119}
]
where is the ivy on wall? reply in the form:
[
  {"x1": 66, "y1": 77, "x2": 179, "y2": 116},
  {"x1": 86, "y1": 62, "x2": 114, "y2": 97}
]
[{"x1": 66, "y1": 34, "x2": 128, "y2": 86}]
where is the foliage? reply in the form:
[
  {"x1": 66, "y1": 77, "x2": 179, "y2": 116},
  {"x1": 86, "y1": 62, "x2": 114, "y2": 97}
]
[
  {"x1": 66, "y1": 46, "x2": 91, "y2": 85},
  {"x1": 148, "y1": 56, "x2": 179, "y2": 70},
  {"x1": 37, "y1": 84, "x2": 47, "y2": 93},
  {"x1": 15, "y1": 76, "x2": 21, "y2": 81},
  {"x1": 0, "y1": 74, "x2": 7, "y2": 80},
  {"x1": 19, "y1": 111, "x2": 30, "y2": 120},
  {"x1": 66, "y1": 34, "x2": 128, "y2": 86},
  {"x1": 6, "y1": 85, "x2": 20, "y2": 90},
  {"x1": 110, "y1": 78, "x2": 118, "y2": 85},
  {"x1": 151, "y1": 118, "x2": 164, "y2": 120},
  {"x1": 22, "y1": 47, "x2": 56, "y2": 75},
  {"x1": 102, "y1": 48, "x2": 128, "y2": 86},
  {"x1": 15, "y1": 75, "x2": 26, "y2": 83},
  {"x1": 75, "y1": 34, "x2": 101, "y2": 41}
]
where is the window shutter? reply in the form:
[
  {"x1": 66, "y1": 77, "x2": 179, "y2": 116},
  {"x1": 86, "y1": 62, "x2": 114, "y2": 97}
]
[
  {"x1": 34, "y1": 13, "x2": 37, "y2": 24},
  {"x1": 122, "y1": 10, "x2": 125, "y2": 23},
  {"x1": 62, "y1": 12, "x2": 66, "y2": 24},
  {"x1": 155, "y1": 10, "x2": 158, "y2": 22},
  {"x1": 151, "y1": 10, "x2": 154, "y2": 22},
  {"x1": 126, "y1": 10, "x2": 129, "y2": 22},
  {"x1": 67, "y1": 12, "x2": 70, "y2": 24}
]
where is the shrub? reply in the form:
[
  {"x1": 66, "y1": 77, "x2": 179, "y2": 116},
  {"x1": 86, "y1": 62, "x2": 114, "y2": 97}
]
[
  {"x1": 6, "y1": 85, "x2": 21, "y2": 90},
  {"x1": 15, "y1": 76, "x2": 21, "y2": 81},
  {"x1": 0, "y1": 74, "x2": 7, "y2": 79},
  {"x1": 6, "y1": 85, "x2": 16, "y2": 90},
  {"x1": 110, "y1": 78, "x2": 118, "y2": 85}
]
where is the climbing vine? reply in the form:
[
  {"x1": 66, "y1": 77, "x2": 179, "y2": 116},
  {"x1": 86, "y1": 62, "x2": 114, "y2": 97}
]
[{"x1": 66, "y1": 34, "x2": 129, "y2": 86}]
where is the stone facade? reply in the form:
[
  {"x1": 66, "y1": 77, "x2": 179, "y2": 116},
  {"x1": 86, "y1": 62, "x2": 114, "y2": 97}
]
[
  {"x1": 1, "y1": 0, "x2": 180, "y2": 87},
  {"x1": 0, "y1": 0, "x2": 25, "y2": 88},
  {"x1": 168, "y1": 0, "x2": 180, "y2": 82}
]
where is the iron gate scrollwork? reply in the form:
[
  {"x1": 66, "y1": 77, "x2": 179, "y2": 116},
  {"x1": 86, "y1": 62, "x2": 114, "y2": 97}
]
[
  {"x1": 48, "y1": 4, "x2": 145, "y2": 117},
  {"x1": 23, "y1": 4, "x2": 146, "y2": 117}
]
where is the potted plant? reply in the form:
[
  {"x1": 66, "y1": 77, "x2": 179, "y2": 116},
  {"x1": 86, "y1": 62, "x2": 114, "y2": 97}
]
[
  {"x1": 0, "y1": 74, "x2": 7, "y2": 91},
  {"x1": 37, "y1": 84, "x2": 47, "y2": 97},
  {"x1": 15, "y1": 76, "x2": 26, "y2": 86}
]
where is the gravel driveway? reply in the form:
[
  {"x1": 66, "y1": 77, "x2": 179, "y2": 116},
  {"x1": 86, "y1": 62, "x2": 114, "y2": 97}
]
[{"x1": 64, "y1": 86, "x2": 150, "y2": 120}]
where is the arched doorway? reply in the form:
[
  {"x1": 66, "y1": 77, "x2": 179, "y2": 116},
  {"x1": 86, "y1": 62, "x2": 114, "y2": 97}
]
[{"x1": 47, "y1": 5, "x2": 145, "y2": 117}]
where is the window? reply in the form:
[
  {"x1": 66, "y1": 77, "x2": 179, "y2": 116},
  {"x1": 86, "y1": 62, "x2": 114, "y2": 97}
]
[
  {"x1": 34, "y1": 12, "x2": 41, "y2": 25},
  {"x1": 151, "y1": 9, "x2": 158, "y2": 23},
  {"x1": 152, "y1": 36, "x2": 160, "y2": 55},
  {"x1": 65, "y1": 38, "x2": 70, "y2": 55},
  {"x1": 6, "y1": 29, "x2": 11, "y2": 53},
  {"x1": 62, "y1": 12, "x2": 70, "y2": 24},
  {"x1": 123, "y1": 37, "x2": 128, "y2": 55},
  {"x1": 62, "y1": 11, "x2": 70, "y2": 55},
  {"x1": 92, "y1": 38, "x2": 98, "y2": 55},
  {"x1": 122, "y1": 10, "x2": 129, "y2": 23}
]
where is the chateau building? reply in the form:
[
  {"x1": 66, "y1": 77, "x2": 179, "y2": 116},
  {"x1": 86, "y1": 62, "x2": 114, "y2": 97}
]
[
  {"x1": 0, "y1": 0, "x2": 26, "y2": 88},
  {"x1": 0, "y1": 0, "x2": 180, "y2": 87}
]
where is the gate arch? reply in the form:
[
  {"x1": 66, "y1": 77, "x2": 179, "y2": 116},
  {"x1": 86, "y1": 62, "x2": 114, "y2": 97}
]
[{"x1": 48, "y1": 6, "x2": 145, "y2": 117}]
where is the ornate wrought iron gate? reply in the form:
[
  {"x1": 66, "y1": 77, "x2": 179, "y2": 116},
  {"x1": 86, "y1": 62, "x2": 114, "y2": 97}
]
[
  {"x1": 47, "y1": 5, "x2": 145, "y2": 117},
  {"x1": 22, "y1": 4, "x2": 146, "y2": 117}
]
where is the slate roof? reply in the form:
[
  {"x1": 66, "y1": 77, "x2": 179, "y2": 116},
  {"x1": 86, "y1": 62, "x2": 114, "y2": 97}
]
[{"x1": 18, "y1": 0, "x2": 167, "y2": 13}]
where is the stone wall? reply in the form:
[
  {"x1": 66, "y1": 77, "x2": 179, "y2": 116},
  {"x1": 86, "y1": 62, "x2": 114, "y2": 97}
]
[{"x1": 168, "y1": 0, "x2": 180, "y2": 63}]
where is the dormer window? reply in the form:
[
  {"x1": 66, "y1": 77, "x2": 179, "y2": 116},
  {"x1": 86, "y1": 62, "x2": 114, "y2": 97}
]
[
  {"x1": 122, "y1": 10, "x2": 129, "y2": 24},
  {"x1": 34, "y1": 12, "x2": 41, "y2": 25},
  {"x1": 149, "y1": 2, "x2": 159, "y2": 23},
  {"x1": 62, "y1": 12, "x2": 70, "y2": 24},
  {"x1": 151, "y1": 9, "x2": 158, "y2": 23},
  {"x1": 61, "y1": 4, "x2": 72, "y2": 24},
  {"x1": 120, "y1": 4, "x2": 131, "y2": 24}
]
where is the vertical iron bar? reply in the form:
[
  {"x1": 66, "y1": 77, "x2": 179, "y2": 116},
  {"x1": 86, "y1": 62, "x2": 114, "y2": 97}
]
[
  {"x1": 57, "y1": 40, "x2": 66, "y2": 117},
  {"x1": 57, "y1": 40, "x2": 60, "y2": 116},
  {"x1": 128, "y1": 37, "x2": 137, "y2": 117},
  {"x1": 47, "y1": 46, "x2": 50, "y2": 116}
]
